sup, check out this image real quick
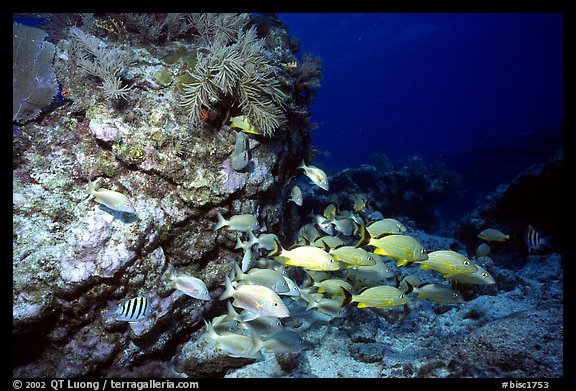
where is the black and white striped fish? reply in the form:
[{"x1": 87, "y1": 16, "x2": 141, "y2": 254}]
[
  {"x1": 104, "y1": 296, "x2": 153, "y2": 322},
  {"x1": 525, "y1": 225, "x2": 552, "y2": 254}
]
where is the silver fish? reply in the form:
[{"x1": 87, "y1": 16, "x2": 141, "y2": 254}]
[
  {"x1": 86, "y1": 179, "x2": 136, "y2": 214},
  {"x1": 299, "y1": 160, "x2": 329, "y2": 191},
  {"x1": 289, "y1": 185, "x2": 303, "y2": 206},
  {"x1": 167, "y1": 265, "x2": 211, "y2": 300},
  {"x1": 219, "y1": 276, "x2": 290, "y2": 318},
  {"x1": 214, "y1": 212, "x2": 260, "y2": 233}
]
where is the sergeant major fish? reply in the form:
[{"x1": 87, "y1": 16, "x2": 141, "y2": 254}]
[
  {"x1": 525, "y1": 225, "x2": 553, "y2": 253},
  {"x1": 104, "y1": 296, "x2": 152, "y2": 322}
]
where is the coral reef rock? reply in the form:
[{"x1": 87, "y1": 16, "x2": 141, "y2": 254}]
[{"x1": 13, "y1": 13, "x2": 319, "y2": 377}]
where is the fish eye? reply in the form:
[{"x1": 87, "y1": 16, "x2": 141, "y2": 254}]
[
  {"x1": 452, "y1": 293, "x2": 458, "y2": 297},
  {"x1": 482, "y1": 273, "x2": 488, "y2": 277},
  {"x1": 464, "y1": 261, "x2": 469, "y2": 265},
  {"x1": 399, "y1": 294, "x2": 404, "y2": 299},
  {"x1": 273, "y1": 302, "x2": 278, "y2": 306},
  {"x1": 367, "y1": 256, "x2": 373, "y2": 261}
]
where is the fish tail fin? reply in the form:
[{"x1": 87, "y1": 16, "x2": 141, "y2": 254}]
[
  {"x1": 234, "y1": 236, "x2": 245, "y2": 250},
  {"x1": 248, "y1": 329, "x2": 265, "y2": 358},
  {"x1": 298, "y1": 160, "x2": 307, "y2": 170},
  {"x1": 233, "y1": 263, "x2": 244, "y2": 282},
  {"x1": 397, "y1": 259, "x2": 409, "y2": 267},
  {"x1": 165, "y1": 263, "x2": 178, "y2": 288},
  {"x1": 241, "y1": 249, "x2": 253, "y2": 272},
  {"x1": 404, "y1": 280, "x2": 415, "y2": 295},
  {"x1": 247, "y1": 230, "x2": 259, "y2": 247},
  {"x1": 85, "y1": 179, "x2": 96, "y2": 196},
  {"x1": 268, "y1": 239, "x2": 283, "y2": 258},
  {"x1": 305, "y1": 300, "x2": 317, "y2": 311},
  {"x1": 226, "y1": 301, "x2": 241, "y2": 321},
  {"x1": 341, "y1": 288, "x2": 353, "y2": 307},
  {"x1": 303, "y1": 275, "x2": 315, "y2": 288},
  {"x1": 103, "y1": 301, "x2": 119, "y2": 318},
  {"x1": 219, "y1": 275, "x2": 235, "y2": 301},
  {"x1": 352, "y1": 220, "x2": 363, "y2": 236},
  {"x1": 203, "y1": 318, "x2": 218, "y2": 340},
  {"x1": 355, "y1": 225, "x2": 371, "y2": 248},
  {"x1": 214, "y1": 212, "x2": 227, "y2": 231}
]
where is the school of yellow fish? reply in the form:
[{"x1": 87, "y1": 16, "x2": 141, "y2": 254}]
[
  {"x1": 92, "y1": 161, "x2": 506, "y2": 360},
  {"x1": 197, "y1": 162, "x2": 504, "y2": 359}
]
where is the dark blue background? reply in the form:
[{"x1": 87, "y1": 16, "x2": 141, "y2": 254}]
[{"x1": 278, "y1": 13, "x2": 563, "y2": 172}]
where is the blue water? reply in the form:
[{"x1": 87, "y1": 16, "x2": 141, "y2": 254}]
[{"x1": 278, "y1": 13, "x2": 563, "y2": 174}]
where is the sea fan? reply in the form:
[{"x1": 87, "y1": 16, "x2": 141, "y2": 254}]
[{"x1": 12, "y1": 23, "x2": 59, "y2": 124}]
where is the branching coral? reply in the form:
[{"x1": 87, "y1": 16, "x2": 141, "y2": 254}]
[
  {"x1": 69, "y1": 27, "x2": 131, "y2": 101},
  {"x1": 186, "y1": 13, "x2": 251, "y2": 46},
  {"x1": 179, "y1": 26, "x2": 287, "y2": 136}
]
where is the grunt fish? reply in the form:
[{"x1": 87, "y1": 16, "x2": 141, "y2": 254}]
[
  {"x1": 342, "y1": 285, "x2": 409, "y2": 309},
  {"x1": 478, "y1": 228, "x2": 509, "y2": 242},
  {"x1": 214, "y1": 211, "x2": 260, "y2": 233},
  {"x1": 85, "y1": 179, "x2": 136, "y2": 214},
  {"x1": 299, "y1": 160, "x2": 329, "y2": 191},
  {"x1": 219, "y1": 276, "x2": 290, "y2": 318}
]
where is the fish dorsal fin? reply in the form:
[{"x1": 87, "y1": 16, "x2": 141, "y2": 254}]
[
  {"x1": 404, "y1": 280, "x2": 414, "y2": 295},
  {"x1": 358, "y1": 286, "x2": 371, "y2": 294},
  {"x1": 352, "y1": 220, "x2": 363, "y2": 236},
  {"x1": 303, "y1": 275, "x2": 315, "y2": 288},
  {"x1": 340, "y1": 288, "x2": 353, "y2": 307},
  {"x1": 319, "y1": 240, "x2": 331, "y2": 252},
  {"x1": 268, "y1": 239, "x2": 283, "y2": 258},
  {"x1": 355, "y1": 225, "x2": 371, "y2": 248}
]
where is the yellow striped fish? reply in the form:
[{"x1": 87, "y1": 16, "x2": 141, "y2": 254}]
[
  {"x1": 420, "y1": 250, "x2": 478, "y2": 276},
  {"x1": 366, "y1": 218, "x2": 407, "y2": 237},
  {"x1": 342, "y1": 285, "x2": 409, "y2": 309},
  {"x1": 270, "y1": 241, "x2": 339, "y2": 271},
  {"x1": 329, "y1": 246, "x2": 377, "y2": 267},
  {"x1": 444, "y1": 264, "x2": 495, "y2": 285},
  {"x1": 356, "y1": 227, "x2": 427, "y2": 266},
  {"x1": 478, "y1": 228, "x2": 509, "y2": 242}
]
